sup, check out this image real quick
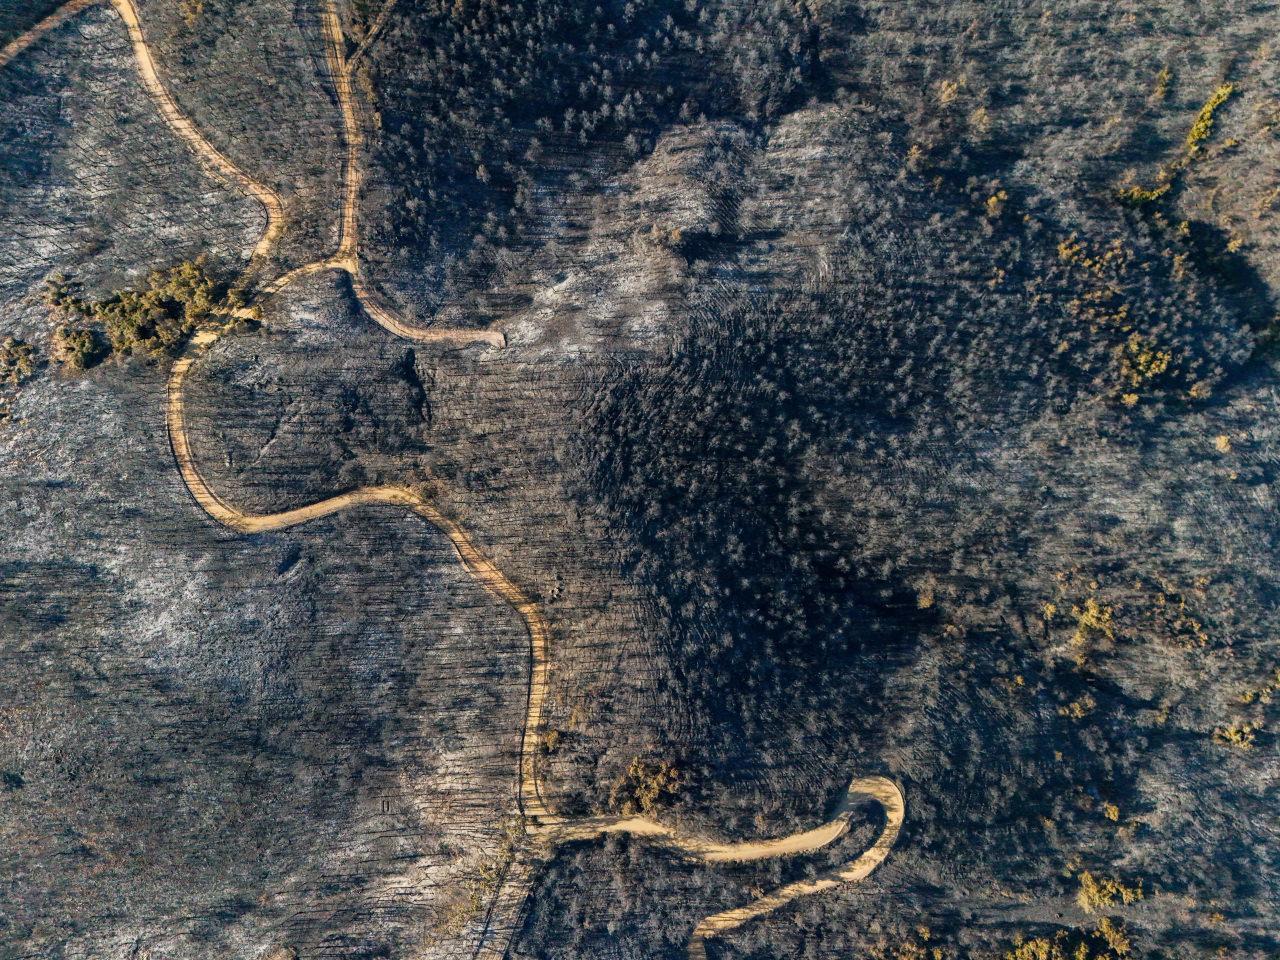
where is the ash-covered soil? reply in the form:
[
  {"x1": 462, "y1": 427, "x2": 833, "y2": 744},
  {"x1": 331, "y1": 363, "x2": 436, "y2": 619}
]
[{"x1": 2, "y1": 1, "x2": 1279, "y2": 959}]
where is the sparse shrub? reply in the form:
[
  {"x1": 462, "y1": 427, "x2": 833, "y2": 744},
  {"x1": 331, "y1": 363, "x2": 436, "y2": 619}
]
[
  {"x1": 539, "y1": 729, "x2": 563, "y2": 754},
  {"x1": 51, "y1": 326, "x2": 104, "y2": 371},
  {"x1": 1115, "y1": 81, "x2": 1236, "y2": 207},
  {"x1": 1004, "y1": 919, "x2": 1133, "y2": 960},
  {"x1": 873, "y1": 931, "x2": 950, "y2": 960},
  {"x1": 1076, "y1": 870, "x2": 1143, "y2": 913},
  {"x1": 1238, "y1": 668, "x2": 1280, "y2": 705},
  {"x1": 1214, "y1": 719, "x2": 1261, "y2": 750},
  {"x1": 1095, "y1": 918, "x2": 1131, "y2": 956},
  {"x1": 1152, "y1": 66, "x2": 1172, "y2": 102},
  {"x1": 1116, "y1": 180, "x2": 1172, "y2": 208},
  {"x1": 1118, "y1": 334, "x2": 1173, "y2": 389},
  {"x1": 0, "y1": 337, "x2": 34, "y2": 385},
  {"x1": 0, "y1": 336, "x2": 37, "y2": 420},
  {"x1": 1186, "y1": 83, "x2": 1236, "y2": 154},
  {"x1": 1059, "y1": 693, "x2": 1097, "y2": 721},
  {"x1": 609, "y1": 757, "x2": 680, "y2": 816},
  {"x1": 1072, "y1": 597, "x2": 1115, "y2": 647},
  {"x1": 968, "y1": 105, "x2": 992, "y2": 135},
  {"x1": 432, "y1": 817, "x2": 522, "y2": 938}
]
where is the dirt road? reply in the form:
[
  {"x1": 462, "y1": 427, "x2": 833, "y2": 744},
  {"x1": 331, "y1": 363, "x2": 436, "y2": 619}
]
[
  {"x1": 9, "y1": 3, "x2": 903, "y2": 956},
  {"x1": 108, "y1": 0, "x2": 285, "y2": 259},
  {"x1": 0, "y1": 0, "x2": 100, "y2": 70},
  {"x1": 256, "y1": 1, "x2": 507, "y2": 346},
  {"x1": 685, "y1": 776, "x2": 904, "y2": 960},
  {"x1": 2, "y1": 0, "x2": 284, "y2": 259},
  {"x1": 171, "y1": 326, "x2": 903, "y2": 959}
]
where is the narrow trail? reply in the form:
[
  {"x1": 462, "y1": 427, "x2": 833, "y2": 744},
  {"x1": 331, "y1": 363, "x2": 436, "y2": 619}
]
[
  {"x1": 348, "y1": 0, "x2": 400, "y2": 70},
  {"x1": 0, "y1": 0, "x2": 100, "y2": 70},
  {"x1": 2, "y1": 0, "x2": 284, "y2": 259},
  {"x1": 172, "y1": 326, "x2": 905, "y2": 960},
  {"x1": 7, "y1": 3, "x2": 904, "y2": 958},
  {"x1": 107, "y1": 0, "x2": 285, "y2": 260},
  {"x1": 258, "y1": 0, "x2": 507, "y2": 347}
]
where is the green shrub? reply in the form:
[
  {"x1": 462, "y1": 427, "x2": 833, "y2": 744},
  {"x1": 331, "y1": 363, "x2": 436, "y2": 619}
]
[
  {"x1": 609, "y1": 757, "x2": 681, "y2": 815},
  {"x1": 1077, "y1": 870, "x2": 1143, "y2": 913},
  {"x1": 1005, "y1": 919, "x2": 1132, "y2": 960},
  {"x1": 0, "y1": 337, "x2": 35, "y2": 384},
  {"x1": 51, "y1": 326, "x2": 104, "y2": 371},
  {"x1": 1186, "y1": 83, "x2": 1236, "y2": 154},
  {"x1": 1115, "y1": 81, "x2": 1236, "y2": 207},
  {"x1": 45, "y1": 257, "x2": 239, "y2": 364}
]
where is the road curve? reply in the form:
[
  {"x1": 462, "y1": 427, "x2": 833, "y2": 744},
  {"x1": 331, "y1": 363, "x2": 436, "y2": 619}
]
[
  {"x1": 0, "y1": 0, "x2": 102, "y2": 70},
  {"x1": 686, "y1": 776, "x2": 903, "y2": 960},
  {"x1": 532, "y1": 776, "x2": 902, "y2": 864},
  {"x1": 169, "y1": 328, "x2": 552, "y2": 832},
  {"x1": 257, "y1": 1, "x2": 509, "y2": 347},
  {"x1": 114, "y1": 0, "x2": 286, "y2": 260},
  {"x1": 172, "y1": 329, "x2": 902, "y2": 960},
  {"x1": 16, "y1": 1, "x2": 904, "y2": 955},
  {"x1": 1, "y1": 0, "x2": 285, "y2": 260}
]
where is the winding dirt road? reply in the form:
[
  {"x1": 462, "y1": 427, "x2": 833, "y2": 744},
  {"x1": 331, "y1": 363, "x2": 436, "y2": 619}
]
[
  {"x1": 109, "y1": 0, "x2": 285, "y2": 260},
  {"x1": 172, "y1": 326, "x2": 905, "y2": 960},
  {"x1": 6, "y1": 3, "x2": 904, "y2": 957},
  {"x1": 685, "y1": 776, "x2": 903, "y2": 960},
  {"x1": 260, "y1": 1, "x2": 507, "y2": 346},
  {"x1": 3, "y1": 0, "x2": 284, "y2": 259}
]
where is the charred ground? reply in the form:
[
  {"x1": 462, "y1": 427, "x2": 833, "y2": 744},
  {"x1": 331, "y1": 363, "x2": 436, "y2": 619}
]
[{"x1": 1, "y1": 1, "x2": 1278, "y2": 959}]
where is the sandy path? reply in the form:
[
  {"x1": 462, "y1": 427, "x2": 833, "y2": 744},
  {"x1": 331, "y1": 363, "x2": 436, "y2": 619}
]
[
  {"x1": 533, "y1": 776, "x2": 902, "y2": 864},
  {"x1": 171, "y1": 327, "x2": 903, "y2": 959},
  {"x1": 9, "y1": 3, "x2": 904, "y2": 956},
  {"x1": 108, "y1": 0, "x2": 285, "y2": 260},
  {"x1": 256, "y1": 1, "x2": 508, "y2": 347},
  {"x1": 1, "y1": 0, "x2": 284, "y2": 259},
  {"x1": 0, "y1": 0, "x2": 101, "y2": 70},
  {"x1": 685, "y1": 776, "x2": 904, "y2": 960},
  {"x1": 319, "y1": 2, "x2": 360, "y2": 266}
]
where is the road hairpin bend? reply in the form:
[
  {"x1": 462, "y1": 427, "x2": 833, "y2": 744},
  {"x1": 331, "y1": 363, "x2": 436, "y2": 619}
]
[{"x1": 4, "y1": 3, "x2": 904, "y2": 957}]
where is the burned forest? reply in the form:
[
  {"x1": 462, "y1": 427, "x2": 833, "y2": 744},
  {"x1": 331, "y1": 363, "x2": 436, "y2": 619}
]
[{"x1": 1, "y1": 1, "x2": 1278, "y2": 959}]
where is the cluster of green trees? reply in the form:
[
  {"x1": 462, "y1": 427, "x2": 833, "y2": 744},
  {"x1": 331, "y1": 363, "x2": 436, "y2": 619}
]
[
  {"x1": 44, "y1": 257, "x2": 246, "y2": 369},
  {"x1": 0, "y1": 336, "x2": 35, "y2": 419}
]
